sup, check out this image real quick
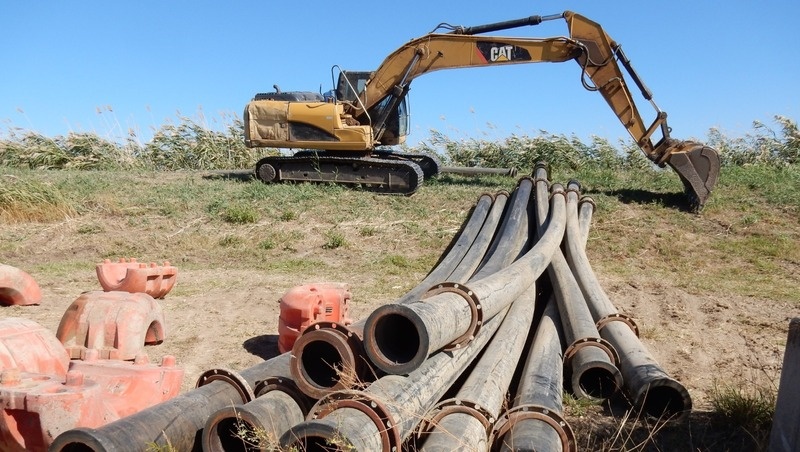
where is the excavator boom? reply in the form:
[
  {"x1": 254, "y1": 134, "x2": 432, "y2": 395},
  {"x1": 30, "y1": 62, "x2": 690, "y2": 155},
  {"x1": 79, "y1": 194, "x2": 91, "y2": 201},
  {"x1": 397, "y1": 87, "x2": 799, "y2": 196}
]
[{"x1": 244, "y1": 11, "x2": 720, "y2": 208}]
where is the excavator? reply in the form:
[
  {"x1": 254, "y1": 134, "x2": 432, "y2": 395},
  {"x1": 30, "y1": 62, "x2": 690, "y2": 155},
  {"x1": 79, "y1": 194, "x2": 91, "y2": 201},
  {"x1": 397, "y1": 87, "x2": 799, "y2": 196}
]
[{"x1": 243, "y1": 11, "x2": 720, "y2": 209}]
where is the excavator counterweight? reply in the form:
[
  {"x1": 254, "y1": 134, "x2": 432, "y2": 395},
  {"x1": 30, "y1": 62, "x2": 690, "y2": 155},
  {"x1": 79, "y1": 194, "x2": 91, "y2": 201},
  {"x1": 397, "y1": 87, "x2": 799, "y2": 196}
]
[{"x1": 244, "y1": 11, "x2": 720, "y2": 208}]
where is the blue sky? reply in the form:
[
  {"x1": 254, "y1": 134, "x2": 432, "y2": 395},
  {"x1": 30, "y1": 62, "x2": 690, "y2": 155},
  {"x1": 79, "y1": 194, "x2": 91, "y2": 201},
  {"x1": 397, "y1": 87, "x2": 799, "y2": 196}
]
[{"x1": 1, "y1": 1, "x2": 798, "y2": 148}]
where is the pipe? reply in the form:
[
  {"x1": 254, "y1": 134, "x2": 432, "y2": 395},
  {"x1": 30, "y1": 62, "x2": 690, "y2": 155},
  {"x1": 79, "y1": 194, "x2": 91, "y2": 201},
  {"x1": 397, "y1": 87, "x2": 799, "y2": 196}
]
[
  {"x1": 439, "y1": 166, "x2": 518, "y2": 177},
  {"x1": 288, "y1": 192, "x2": 504, "y2": 399},
  {"x1": 533, "y1": 168, "x2": 621, "y2": 401},
  {"x1": 492, "y1": 296, "x2": 576, "y2": 452},
  {"x1": 202, "y1": 376, "x2": 311, "y2": 452},
  {"x1": 50, "y1": 353, "x2": 292, "y2": 451},
  {"x1": 418, "y1": 286, "x2": 538, "y2": 451},
  {"x1": 471, "y1": 178, "x2": 533, "y2": 280},
  {"x1": 562, "y1": 181, "x2": 692, "y2": 419},
  {"x1": 446, "y1": 191, "x2": 509, "y2": 283},
  {"x1": 362, "y1": 186, "x2": 566, "y2": 375},
  {"x1": 280, "y1": 305, "x2": 508, "y2": 451}
]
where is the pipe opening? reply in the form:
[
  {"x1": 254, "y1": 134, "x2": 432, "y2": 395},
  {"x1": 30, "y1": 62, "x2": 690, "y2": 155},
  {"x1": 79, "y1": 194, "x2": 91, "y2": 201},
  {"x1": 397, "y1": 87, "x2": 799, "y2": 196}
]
[
  {"x1": 286, "y1": 435, "x2": 352, "y2": 451},
  {"x1": 301, "y1": 340, "x2": 345, "y2": 388},
  {"x1": 213, "y1": 417, "x2": 262, "y2": 452},
  {"x1": 371, "y1": 312, "x2": 421, "y2": 365},
  {"x1": 578, "y1": 367, "x2": 619, "y2": 400},
  {"x1": 640, "y1": 385, "x2": 689, "y2": 419},
  {"x1": 52, "y1": 443, "x2": 95, "y2": 452}
]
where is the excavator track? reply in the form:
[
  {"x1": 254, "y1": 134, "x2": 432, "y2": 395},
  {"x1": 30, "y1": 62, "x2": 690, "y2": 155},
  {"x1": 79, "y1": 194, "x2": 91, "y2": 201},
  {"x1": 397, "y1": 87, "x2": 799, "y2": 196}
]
[{"x1": 255, "y1": 154, "x2": 424, "y2": 195}]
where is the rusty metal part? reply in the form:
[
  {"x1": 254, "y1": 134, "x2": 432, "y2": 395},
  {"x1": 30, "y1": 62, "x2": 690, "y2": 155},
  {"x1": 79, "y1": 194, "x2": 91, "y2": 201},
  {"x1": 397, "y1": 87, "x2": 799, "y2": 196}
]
[
  {"x1": 95, "y1": 258, "x2": 177, "y2": 299},
  {"x1": 196, "y1": 368, "x2": 256, "y2": 404},
  {"x1": 362, "y1": 183, "x2": 565, "y2": 375},
  {"x1": 280, "y1": 307, "x2": 506, "y2": 451},
  {"x1": 534, "y1": 168, "x2": 622, "y2": 401},
  {"x1": 289, "y1": 321, "x2": 370, "y2": 399},
  {"x1": 254, "y1": 154, "x2": 424, "y2": 195},
  {"x1": 418, "y1": 285, "x2": 537, "y2": 451},
  {"x1": 563, "y1": 180, "x2": 692, "y2": 419},
  {"x1": 50, "y1": 353, "x2": 293, "y2": 451},
  {"x1": 0, "y1": 318, "x2": 70, "y2": 377},
  {"x1": 422, "y1": 282, "x2": 483, "y2": 351},
  {"x1": 492, "y1": 404, "x2": 576, "y2": 452}
]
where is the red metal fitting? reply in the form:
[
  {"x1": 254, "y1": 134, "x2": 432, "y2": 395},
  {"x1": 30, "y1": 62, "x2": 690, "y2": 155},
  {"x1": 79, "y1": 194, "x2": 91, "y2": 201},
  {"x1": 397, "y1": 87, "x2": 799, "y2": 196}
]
[
  {"x1": 0, "y1": 370, "x2": 115, "y2": 452},
  {"x1": 95, "y1": 257, "x2": 178, "y2": 298},
  {"x1": 68, "y1": 353, "x2": 184, "y2": 419},
  {"x1": 56, "y1": 291, "x2": 166, "y2": 360},
  {"x1": 278, "y1": 283, "x2": 353, "y2": 353},
  {"x1": 0, "y1": 318, "x2": 70, "y2": 377},
  {"x1": 0, "y1": 264, "x2": 42, "y2": 306}
]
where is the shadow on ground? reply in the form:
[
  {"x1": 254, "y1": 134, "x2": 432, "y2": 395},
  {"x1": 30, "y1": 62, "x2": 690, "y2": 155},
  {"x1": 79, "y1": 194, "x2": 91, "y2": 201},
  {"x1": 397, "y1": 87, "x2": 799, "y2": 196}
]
[{"x1": 243, "y1": 334, "x2": 281, "y2": 361}]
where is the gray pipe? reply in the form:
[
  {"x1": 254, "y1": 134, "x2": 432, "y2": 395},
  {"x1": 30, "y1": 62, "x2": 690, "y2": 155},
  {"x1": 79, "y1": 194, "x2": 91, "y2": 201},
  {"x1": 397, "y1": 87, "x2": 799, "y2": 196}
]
[
  {"x1": 533, "y1": 168, "x2": 621, "y2": 401},
  {"x1": 562, "y1": 181, "x2": 692, "y2": 419},
  {"x1": 362, "y1": 187, "x2": 566, "y2": 375},
  {"x1": 492, "y1": 295, "x2": 575, "y2": 452},
  {"x1": 419, "y1": 284, "x2": 538, "y2": 451},
  {"x1": 280, "y1": 306, "x2": 508, "y2": 451}
]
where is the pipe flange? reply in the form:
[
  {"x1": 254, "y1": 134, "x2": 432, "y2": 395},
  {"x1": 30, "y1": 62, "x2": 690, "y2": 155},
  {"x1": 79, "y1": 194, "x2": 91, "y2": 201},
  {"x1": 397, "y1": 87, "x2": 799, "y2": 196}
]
[
  {"x1": 563, "y1": 336, "x2": 620, "y2": 367},
  {"x1": 254, "y1": 376, "x2": 312, "y2": 415},
  {"x1": 490, "y1": 404, "x2": 576, "y2": 452},
  {"x1": 423, "y1": 282, "x2": 483, "y2": 351},
  {"x1": 195, "y1": 368, "x2": 256, "y2": 404},
  {"x1": 596, "y1": 313, "x2": 640, "y2": 337},
  {"x1": 309, "y1": 390, "x2": 401, "y2": 452},
  {"x1": 417, "y1": 398, "x2": 494, "y2": 438}
]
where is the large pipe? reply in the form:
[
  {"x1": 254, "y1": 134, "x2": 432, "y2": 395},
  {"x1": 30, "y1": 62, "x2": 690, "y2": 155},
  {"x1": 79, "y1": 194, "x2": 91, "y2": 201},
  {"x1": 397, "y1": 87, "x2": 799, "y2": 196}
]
[
  {"x1": 202, "y1": 375, "x2": 312, "y2": 451},
  {"x1": 279, "y1": 305, "x2": 508, "y2": 451},
  {"x1": 289, "y1": 192, "x2": 504, "y2": 399},
  {"x1": 439, "y1": 166, "x2": 518, "y2": 177},
  {"x1": 533, "y1": 167, "x2": 621, "y2": 401},
  {"x1": 562, "y1": 181, "x2": 692, "y2": 419},
  {"x1": 492, "y1": 296, "x2": 576, "y2": 452},
  {"x1": 362, "y1": 186, "x2": 566, "y2": 375},
  {"x1": 418, "y1": 285, "x2": 538, "y2": 451},
  {"x1": 50, "y1": 353, "x2": 292, "y2": 451}
]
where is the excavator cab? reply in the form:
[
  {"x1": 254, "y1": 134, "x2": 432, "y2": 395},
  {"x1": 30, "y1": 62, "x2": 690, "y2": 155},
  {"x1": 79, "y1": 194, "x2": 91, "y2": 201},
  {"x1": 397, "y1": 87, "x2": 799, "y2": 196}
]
[{"x1": 335, "y1": 70, "x2": 410, "y2": 145}]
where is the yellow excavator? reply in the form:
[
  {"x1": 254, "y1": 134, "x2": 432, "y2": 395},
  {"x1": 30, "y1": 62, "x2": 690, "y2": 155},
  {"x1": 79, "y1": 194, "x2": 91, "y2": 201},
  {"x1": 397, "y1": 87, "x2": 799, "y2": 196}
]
[{"x1": 244, "y1": 11, "x2": 720, "y2": 208}]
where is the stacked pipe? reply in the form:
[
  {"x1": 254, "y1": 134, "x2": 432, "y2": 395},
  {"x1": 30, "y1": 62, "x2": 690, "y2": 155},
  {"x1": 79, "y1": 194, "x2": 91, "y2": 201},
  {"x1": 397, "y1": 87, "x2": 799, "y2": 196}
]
[{"x1": 49, "y1": 167, "x2": 691, "y2": 451}]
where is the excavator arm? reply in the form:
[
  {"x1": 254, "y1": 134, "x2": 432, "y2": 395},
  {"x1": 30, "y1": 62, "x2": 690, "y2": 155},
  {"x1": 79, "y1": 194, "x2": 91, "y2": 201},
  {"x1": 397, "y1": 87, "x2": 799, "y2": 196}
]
[
  {"x1": 348, "y1": 11, "x2": 719, "y2": 208},
  {"x1": 244, "y1": 11, "x2": 719, "y2": 208}
]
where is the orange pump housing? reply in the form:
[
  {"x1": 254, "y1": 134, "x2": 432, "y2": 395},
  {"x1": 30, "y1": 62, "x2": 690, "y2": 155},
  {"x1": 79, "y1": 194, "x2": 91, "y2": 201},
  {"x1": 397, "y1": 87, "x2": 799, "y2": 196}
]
[{"x1": 278, "y1": 283, "x2": 352, "y2": 353}]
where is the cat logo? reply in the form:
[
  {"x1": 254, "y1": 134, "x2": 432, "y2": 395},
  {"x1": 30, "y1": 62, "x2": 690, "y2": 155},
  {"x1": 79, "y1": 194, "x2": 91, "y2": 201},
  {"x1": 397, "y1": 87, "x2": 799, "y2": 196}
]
[
  {"x1": 476, "y1": 41, "x2": 532, "y2": 63},
  {"x1": 490, "y1": 45, "x2": 515, "y2": 62}
]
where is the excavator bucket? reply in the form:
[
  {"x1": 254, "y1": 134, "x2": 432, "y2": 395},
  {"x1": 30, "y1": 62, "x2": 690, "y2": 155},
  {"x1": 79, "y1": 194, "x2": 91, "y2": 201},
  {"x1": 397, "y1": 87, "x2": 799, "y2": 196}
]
[{"x1": 665, "y1": 142, "x2": 720, "y2": 211}]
